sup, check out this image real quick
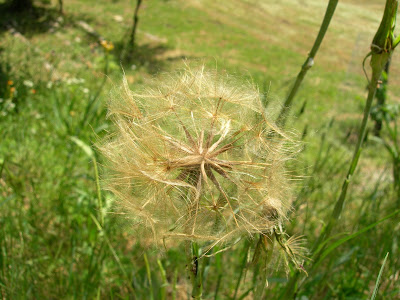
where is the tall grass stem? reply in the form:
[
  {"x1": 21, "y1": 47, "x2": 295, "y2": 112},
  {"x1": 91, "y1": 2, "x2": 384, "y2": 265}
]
[
  {"x1": 93, "y1": 157, "x2": 104, "y2": 227},
  {"x1": 157, "y1": 259, "x2": 168, "y2": 300},
  {"x1": 370, "y1": 252, "x2": 389, "y2": 300},
  {"x1": 144, "y1": 253, "x2": 154, "y2": 300}
]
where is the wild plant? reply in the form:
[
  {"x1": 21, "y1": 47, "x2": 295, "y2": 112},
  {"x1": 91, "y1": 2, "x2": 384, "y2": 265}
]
[
  {"x1": 99, "y1": 66, "x2": 306, "y2": 298},
  {"x1": 284, "y1": 0, "x2": 400, "y2": 297},
  {"x1": 371, "y1": 103, "x2": 400, "y2": 205},
  {"x1": 276, "y1": 0, "x2": 339, "y2": 127}
]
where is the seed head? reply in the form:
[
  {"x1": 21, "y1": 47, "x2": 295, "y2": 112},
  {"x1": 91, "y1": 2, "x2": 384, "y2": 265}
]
[{"x1": 100, "y1": 66, "x2": 297, "y2": 247}]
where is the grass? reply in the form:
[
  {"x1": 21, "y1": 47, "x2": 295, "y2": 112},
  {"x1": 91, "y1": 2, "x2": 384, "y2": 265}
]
[{"x1": 1, "y1": 0, "x2": 400, "y2": 298}]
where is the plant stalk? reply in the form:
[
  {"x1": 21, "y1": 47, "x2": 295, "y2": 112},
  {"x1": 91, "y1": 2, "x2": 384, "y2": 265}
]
[
  {"x1": 372, "y1": 59, "x2": 390, "y2": 136},
  {"x1": 312, "y1": 0, "x2": 397, "y2": 258},
  {"x1": 253, "y1": 234, "x2": 275, "y2": 299},
  {"x1": 186, "y1": 241, "x2": 203, "y2": 299},
  {"x1": 283, "y1": 1, "x2": 398, "y2": 297},
  {"x1": 276, "y1": 0, "x2": 338, "y2": 128},
  {"x1": 129, "y1": 0, "x2": 143, "y2": 49}
]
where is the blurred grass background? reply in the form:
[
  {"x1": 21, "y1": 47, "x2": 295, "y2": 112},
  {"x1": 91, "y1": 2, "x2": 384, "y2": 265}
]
[{"x1": 0, "y1": 0, "x2": 399, "y2": 298}]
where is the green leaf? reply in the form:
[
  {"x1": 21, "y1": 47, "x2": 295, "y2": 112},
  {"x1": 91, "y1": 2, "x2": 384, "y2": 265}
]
[
  {"x1": 370, "y1": 252, "x2": 389, "y2": 300},
  {"x1": 69, "y1": 136, "x2": 94, "y2": 158},
  {"x1": 314, "y1": 209, "x2": 400, "y2": 269}
]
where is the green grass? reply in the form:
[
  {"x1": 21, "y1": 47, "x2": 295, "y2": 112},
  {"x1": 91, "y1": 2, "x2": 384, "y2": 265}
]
[{"x1": 1, "y1": 0, "x2": 400, "y2": 298}]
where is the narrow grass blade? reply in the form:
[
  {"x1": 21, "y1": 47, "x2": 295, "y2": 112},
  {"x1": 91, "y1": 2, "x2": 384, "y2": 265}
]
[
  {"x1": 69, "y1": 136, "x2": 104, "y2": 225},
  {"x1": 370, "y1": 252, "x2": 389, "y2": 300},
  {"x1": 233, "y1": 241, "x2": 250, "y2": 300},
  {"x1": 89, "y1": 213, "x2": 134, "y2": 294},
  {"x1": 69, "y1": 136, "x2": 94, "y2": 158},
  {"x1": 157, "y1": 259, "x2": 168, "y2": 300},
  {"x1": 172, "y1": 268, "x2": 178, "y2": 300},
  {"x1": 314, "y1": 209, "x2": 399, "y2": 270},
  {"x1": 144, "y1": 253, "x2": 154, "y2": 300}
]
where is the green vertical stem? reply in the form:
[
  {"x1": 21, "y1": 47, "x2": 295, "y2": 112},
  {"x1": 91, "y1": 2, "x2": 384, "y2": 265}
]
[
  {"x1": 233, "y1": 240, "x2": 250, "y2": 300},
  {"x1": 213, "y1": 246, "x2": 223, "y2": 300},
  {"x1": 172, "y1": 268, "x2": 178, "y2": 300},
  {"x1": 93, "y1": 157, "x2": 104, "y2": 227},
  {"x1": 58, "y1": 0, "x2": 63, "y2": 14},
  {"x1": 312, "y1": 55, "x2": 387, "y2": 257},
  {"x1": 157, "y1": 259, "x2": 168, "y2": 300},
  {"x1": 129, "y1": 0, "x2": 143, "y2": 50},
  {"x1": 144, "y1": 253, "x2": 154, "y2": 300},
  {"x1": 372, "y1": 59, "x2": 390, "y2": 136},
  {"x1": 276, "y1": 0, "x2": 338, "y2": 128},
  {"x1": 312, "y1": 0, "x2": 396, "y2": 260},
  {"x1": 253, "y1": 234, "x2": 275, "y2": 299},
  {"x1": 283, "y1": 1, "x2": 398, "y2": 297},
  {"x1": 186, "y1": 241, "x2": 203, "y2": 299}
]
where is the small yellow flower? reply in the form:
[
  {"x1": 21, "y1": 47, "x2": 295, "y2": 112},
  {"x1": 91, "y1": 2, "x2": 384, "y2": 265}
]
[
  {"x1": 7, "y1": 80, "x2": 13, "y2": 86},
  {"x1": 100, "y1": 40, "x2": 114, "y2": 52}
]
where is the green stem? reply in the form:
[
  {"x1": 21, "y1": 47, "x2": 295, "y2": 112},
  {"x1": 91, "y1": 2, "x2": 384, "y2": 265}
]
[
  {"x1": 312, "y1": 55, "x2": 386, "y2": 255},
  {"x1": 284, "y1": 52, "x2": 390, "y2": 299},
  {"x1": 172, "y1": 268, "x2": 178, "y2": 300},
  {"x1": 311, "y1": 0, "x2": 396, "y2": 259},
  {"x1": 144, "y1": 253, "x2": 154, "y2": 300},
  {"x1": 276, "y1": 0, "x2": 338, "y2": 127},
  {"x1": 186, "y1": 241, "x2": 203, "y2": 299},
  {"x1": 372, "y1": 59, "x2": 390, "y2": 136},
  {"x1": 283, "y1": 1, "x2": 397, "y2": 297},
  {"x1": 93, "y1": 157, "x2": 104, "y2": 227},
  {"x1": 129, "y1": 0, "x2": 143, "y2": 49},
  {"x1": 253, "y1": 234, "x2": 275, "y2": 299},
  {"x1": 157, "y1": 259, "x2": 168, "y2": 300},
  {"x1": 233, "y1": 241, "x2": 250, "y2": 299}
]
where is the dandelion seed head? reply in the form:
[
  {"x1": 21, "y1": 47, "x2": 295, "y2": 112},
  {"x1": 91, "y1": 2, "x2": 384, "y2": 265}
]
[{"x1": 100, "y1": 66, "x2": 298, "y2": 247}]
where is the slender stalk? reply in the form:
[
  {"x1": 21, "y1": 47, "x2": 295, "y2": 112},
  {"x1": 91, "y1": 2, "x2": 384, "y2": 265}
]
[
  {"x1": 311, "y1": 55, "x2": 387, "y2": 256},
  {"x1": 172, "y1": 268, "x2": 178, "y2": 300},
  {"x1": 186, "y1": 241, "x2": 203, "y2": 299},
  {"x1": 253, "y1": 234, "x2": 275, "y2": 299},
  {"x1": 144, "y1": 253, "x2": 154, "y2": 300},
  {"x1": 283, "y1": 1, "x2": 398, "y2": 297},
  {"x1": 312, "y1": 0, "x2": 396, "y2": 257},
  {"x1": 129, "y1": 0, "x2": 143, "y2": 49},
  {"x1": 372, "y1": 59, "x2": 390, "y2": 136},
  {"x1": 213, "y1": 246, "x2": 223, "y2": 300},
  {"x1": 157, "y1": 259, "x2": 168, "y2": 300},
  {"x1": 93, "y1": 157, "x2": 104, "y2": 227},
  {"x1": 370, "y1": 253, "x2": 389, "y2": 300},
  {"x1": 276, "y1": 0, "x2": 338, "y2": 127},
  {"x1": 58, "y1": 0, "x2": 63, "y2": 14},
  {"x1": 233, "y1": 241, "x2": 250, "y2": 300}
]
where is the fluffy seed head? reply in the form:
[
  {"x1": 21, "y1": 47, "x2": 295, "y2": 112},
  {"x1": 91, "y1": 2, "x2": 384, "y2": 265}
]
[{"x1": 100, "y1": 66, "x2": 297, "y2": 247}]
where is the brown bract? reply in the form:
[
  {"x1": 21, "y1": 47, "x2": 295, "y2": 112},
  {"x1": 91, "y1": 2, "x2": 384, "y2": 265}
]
[{"x1": 100, "y1": 66, "x2": 296, "y2": 248}]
